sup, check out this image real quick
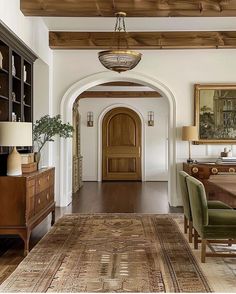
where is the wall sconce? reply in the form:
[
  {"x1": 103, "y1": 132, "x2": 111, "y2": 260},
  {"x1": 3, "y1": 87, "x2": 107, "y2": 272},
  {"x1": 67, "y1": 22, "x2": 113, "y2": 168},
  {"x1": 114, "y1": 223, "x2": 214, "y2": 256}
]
[
  {"x1": 87, "y1": 111, "x2": 94, "y2": 127},
  {"x1": 148, "y1": 111, "x2": 154, "y2": 126}
]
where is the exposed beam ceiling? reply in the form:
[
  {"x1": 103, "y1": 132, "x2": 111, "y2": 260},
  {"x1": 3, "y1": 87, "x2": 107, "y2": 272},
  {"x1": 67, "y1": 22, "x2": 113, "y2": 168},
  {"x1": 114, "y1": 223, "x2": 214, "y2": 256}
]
[
  {"x1": 49, "y1": 31, "x2": 236, "y2": 49},
  {"x1": 20, "y1": 0, "x2": 236, "y2": 17},
  {"x1": 79, "y1": 91, "x2": 161, "y2": 99}
]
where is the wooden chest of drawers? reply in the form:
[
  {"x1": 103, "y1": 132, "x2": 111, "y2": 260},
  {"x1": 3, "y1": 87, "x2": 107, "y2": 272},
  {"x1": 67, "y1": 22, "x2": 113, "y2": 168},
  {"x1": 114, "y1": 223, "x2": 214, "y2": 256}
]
[{"x1": 0, "y1": 167, "x2": 55, "y2": 255}]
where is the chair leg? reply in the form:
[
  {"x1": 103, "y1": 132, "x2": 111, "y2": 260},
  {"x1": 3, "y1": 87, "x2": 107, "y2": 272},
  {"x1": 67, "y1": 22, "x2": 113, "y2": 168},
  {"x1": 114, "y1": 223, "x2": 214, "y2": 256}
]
[
  {"x1": 201, "y1": 239, "x2": 207, "y2": 263},
  {"x1": 194, "y1": 229, "x2": 198, "y2": 249},
  {"x1": 184, "y1": 215, "x2": 188, "y2": 234},
  {"x1": 188, "y1": 221, "x2": 193, "y2": 243}
]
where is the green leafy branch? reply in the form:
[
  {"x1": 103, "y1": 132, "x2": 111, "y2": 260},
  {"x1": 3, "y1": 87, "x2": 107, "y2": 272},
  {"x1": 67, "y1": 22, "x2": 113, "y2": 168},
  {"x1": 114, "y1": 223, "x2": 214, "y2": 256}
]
[{"x1": 33, "y1": 115, "x2": 74, "y2": 153}]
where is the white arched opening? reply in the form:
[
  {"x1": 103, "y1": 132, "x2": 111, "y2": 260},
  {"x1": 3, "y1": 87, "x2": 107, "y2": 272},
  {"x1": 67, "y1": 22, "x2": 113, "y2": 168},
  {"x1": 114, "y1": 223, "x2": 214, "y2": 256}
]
[
  {"x1": 97, "y1": 103, "x2": 146, "y2": 182},
  {"x1": 60, "y1": 71, "x2": 176, "y2": 207}
]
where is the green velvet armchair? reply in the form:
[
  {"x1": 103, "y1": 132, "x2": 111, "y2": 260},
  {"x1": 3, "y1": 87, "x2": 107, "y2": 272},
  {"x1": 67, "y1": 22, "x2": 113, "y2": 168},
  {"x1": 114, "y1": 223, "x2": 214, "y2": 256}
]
[
  {"x1": 186, "y1": 176, "x2": 236, "y2": 262},
  {"x1": 179, "y1": 171, "x2": 232, "y2": 244}
]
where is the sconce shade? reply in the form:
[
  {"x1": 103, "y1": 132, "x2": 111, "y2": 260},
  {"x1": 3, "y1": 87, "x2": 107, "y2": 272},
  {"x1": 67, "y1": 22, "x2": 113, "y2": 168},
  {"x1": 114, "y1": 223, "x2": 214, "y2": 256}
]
[
  {"x1": 148, "y1": 111, "x2": 154, "y2": 126},
  {"x1": 87, "y1": 112, "x2": 94, "y2": 127},
  {"x1": 0, "y1": 122, "x2": 32, "y2": 146},
  {"x1": 182, "y1": 126, "x2": 198, "y2": 141}
]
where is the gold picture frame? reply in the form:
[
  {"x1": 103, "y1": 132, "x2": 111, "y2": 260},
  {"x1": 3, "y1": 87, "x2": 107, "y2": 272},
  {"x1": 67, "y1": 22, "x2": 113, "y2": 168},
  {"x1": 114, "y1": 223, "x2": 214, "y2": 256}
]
[{"x1": 194, "y1": 84, "x2": 236, "y2": 144}]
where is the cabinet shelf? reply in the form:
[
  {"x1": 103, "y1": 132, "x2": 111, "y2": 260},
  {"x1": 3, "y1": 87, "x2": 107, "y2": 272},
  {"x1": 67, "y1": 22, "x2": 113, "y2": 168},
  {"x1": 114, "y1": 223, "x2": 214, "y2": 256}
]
[
  {"x1": 24, "y1": 81, "x2": 31, "y2": 87},
  {"x1": 0, "y1": 68, "x2": 8, "y2": 75},
  {"x1": 0, "y1": 95, "x2": 9, "y2": 101},
  {"x1": 13, "y1": 100, "x2": 21, "y2": 105},
  {"x1": 12, "y1": 75, "x2": 21, "y2": 82}
]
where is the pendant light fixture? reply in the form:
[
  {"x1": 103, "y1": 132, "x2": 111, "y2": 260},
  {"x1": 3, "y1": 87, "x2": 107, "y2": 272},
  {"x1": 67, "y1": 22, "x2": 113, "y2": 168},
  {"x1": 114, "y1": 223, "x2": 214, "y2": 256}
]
[{"x1": 98, "y1": 12, "x2": 142, "y2": 73}]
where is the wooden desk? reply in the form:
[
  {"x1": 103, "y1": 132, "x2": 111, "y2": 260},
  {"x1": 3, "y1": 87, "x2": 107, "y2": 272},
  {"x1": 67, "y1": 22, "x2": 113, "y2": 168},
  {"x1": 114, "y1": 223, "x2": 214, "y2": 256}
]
[{"x1": 207, "y1": 175, "x2": 236, "y2": 208}]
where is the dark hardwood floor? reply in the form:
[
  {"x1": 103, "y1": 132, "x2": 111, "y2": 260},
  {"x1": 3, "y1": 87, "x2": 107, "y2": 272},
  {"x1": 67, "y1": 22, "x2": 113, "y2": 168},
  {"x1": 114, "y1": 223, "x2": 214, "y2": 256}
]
[
  {"x1": 65, "y1": 181, "x2": 173, "y2": 213},
  {"x1": 0, "y1": 181, "x2": 182, "y2": 284}
]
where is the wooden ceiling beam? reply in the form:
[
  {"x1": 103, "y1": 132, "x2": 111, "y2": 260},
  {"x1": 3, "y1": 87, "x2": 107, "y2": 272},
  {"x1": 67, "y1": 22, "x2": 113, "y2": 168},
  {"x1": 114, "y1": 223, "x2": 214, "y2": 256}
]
[
  {"x1": 20, "y1": 0, "x2": 236, "y2": 17},
  {"x1": 49, "y1": 31, "x2": 236, "y2": 50},
  {"x1": 79, "y1": 91, "x2": 161, "y2": 99}
]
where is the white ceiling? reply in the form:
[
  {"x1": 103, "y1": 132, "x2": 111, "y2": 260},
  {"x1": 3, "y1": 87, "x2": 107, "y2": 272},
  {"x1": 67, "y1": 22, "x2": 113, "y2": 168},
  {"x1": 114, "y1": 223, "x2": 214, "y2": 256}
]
[{"x1": 42, "y1": 17, "x2": 236, "y2": 31}]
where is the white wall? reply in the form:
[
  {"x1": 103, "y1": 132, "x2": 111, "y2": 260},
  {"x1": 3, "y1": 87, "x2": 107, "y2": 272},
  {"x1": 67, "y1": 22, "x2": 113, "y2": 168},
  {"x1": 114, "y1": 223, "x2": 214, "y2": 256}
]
[
  {"x1": 0, "y1": 0, "x2": 52, "y2": 65},
  {"x1": 79, "y1": 98, "x2": 168, "y2": 181},
  {"x1": 53, "y1": 49, "x2": 236, "y2": 206}
]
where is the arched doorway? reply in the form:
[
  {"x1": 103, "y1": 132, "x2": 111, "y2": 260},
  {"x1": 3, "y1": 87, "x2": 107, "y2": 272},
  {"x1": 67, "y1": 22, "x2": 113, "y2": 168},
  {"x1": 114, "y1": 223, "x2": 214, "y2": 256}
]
[
  {"x1": 60, "y1": 71, "x2": 177, "y2": 207},
  {"x1": 102, "y1": 107, "x2": 142, "y2": 181}
]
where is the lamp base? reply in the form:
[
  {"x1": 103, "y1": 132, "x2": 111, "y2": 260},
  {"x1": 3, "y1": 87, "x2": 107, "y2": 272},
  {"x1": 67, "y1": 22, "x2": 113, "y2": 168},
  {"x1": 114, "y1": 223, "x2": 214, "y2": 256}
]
[
  {"x1": 187, "y1": 158, "x2": 194, "y2": 164},
  {"x1": 7, "y1": 146, "x2": 22, "y2": 176}
]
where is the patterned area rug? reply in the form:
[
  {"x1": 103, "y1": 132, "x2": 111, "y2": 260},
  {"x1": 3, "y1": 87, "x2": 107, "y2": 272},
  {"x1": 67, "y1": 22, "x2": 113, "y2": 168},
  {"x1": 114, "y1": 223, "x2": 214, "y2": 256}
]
[{"x1": 0, "y1": 214, "x2": 211, "y2": 293}]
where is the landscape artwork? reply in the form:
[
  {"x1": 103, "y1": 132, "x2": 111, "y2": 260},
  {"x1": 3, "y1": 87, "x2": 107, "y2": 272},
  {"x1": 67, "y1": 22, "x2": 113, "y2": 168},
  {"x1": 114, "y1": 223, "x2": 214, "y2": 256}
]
[{"x1": 194, "y1": 84, "x2": 236, "y2": 144}]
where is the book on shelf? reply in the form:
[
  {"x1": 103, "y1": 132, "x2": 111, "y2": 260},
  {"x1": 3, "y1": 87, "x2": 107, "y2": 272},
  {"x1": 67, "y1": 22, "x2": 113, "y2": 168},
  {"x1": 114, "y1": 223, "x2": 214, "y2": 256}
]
[{"x1": 221, "y1": 157, "x2": 236, "y2": 162}]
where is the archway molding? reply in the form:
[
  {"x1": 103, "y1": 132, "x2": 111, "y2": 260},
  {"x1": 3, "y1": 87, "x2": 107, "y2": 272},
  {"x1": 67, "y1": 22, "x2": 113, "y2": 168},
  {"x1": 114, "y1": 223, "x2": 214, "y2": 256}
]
[{"x1": 60, "y1": 71, "x2": 177, "y2": 207}]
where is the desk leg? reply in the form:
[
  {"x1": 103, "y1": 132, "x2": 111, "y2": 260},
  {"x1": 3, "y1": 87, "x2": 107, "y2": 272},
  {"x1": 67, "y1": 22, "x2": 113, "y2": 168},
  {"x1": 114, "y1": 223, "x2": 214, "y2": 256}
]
[{"x1": 19, "y1": 230, "x2": 30, "y2": 256}]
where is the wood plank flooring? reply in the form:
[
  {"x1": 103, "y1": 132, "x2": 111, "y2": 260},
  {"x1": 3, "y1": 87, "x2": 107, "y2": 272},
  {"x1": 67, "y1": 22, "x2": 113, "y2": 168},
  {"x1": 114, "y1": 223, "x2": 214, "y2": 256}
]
[{"x1": 0, "y1": 181, "x2": 182, "y2": 284}]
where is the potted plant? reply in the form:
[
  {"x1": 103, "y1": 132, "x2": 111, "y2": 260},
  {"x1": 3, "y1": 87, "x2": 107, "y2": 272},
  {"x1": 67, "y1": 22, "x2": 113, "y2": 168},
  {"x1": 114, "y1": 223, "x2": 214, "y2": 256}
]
[{"x1": 33, "y1": 115, "x2": 74, "y2": 167}]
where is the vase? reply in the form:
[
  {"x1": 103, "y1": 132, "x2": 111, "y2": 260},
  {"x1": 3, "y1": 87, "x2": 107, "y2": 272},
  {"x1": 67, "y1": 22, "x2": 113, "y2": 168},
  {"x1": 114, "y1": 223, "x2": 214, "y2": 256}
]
[
  {"x1": 12, "y1": 56, "x2": 16, "y2": 76},
  {"x1": 34, "y1": 152, "x2": 41, "y2": 169},
  {"x1": 0, "y1": 51, "x2": 3, "y2": 69}
]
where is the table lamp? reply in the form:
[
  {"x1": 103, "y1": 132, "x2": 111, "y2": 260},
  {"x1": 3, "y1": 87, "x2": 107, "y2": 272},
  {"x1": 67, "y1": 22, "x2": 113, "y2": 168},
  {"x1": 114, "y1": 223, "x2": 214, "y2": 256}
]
[
  {"x1": 0, "y1": 122, "x2": 32, "y2": 176},
  {"x1": 182, "y1": 126, "x2": 198, "y2": 163}
]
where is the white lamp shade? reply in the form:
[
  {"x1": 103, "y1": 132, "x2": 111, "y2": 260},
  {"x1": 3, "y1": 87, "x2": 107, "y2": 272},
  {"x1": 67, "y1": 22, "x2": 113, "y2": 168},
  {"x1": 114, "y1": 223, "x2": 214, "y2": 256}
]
[
  {"x1": 182, "y1": 126, "x2": 198, "y2": 141},
  {"x1": 0, "y1": 122, "x2": 32, "y2": 147}
]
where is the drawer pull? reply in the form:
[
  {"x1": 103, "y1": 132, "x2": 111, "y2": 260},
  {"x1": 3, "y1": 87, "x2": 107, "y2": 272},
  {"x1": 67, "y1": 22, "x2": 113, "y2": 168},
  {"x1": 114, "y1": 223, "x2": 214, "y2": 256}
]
[
  {"x1": 38, "y1": 180, "x2": 41, "y2": 185},
  {"x1": 229, "y1": 167, "x2": 236, "y2": 173},
  {"x1": 47, "y1": 175, "x2": 49, "y2": 181},
  {"x1": 211, "y1": 167, "x2": 218, "y2": 174},
  {"x1": 192, "y1": 167, "x2": 198, "y2": 174},
  {"x1": 46, "y1": 193, "x2": 49, "y2": 200},
  {"x1": 38, "y1": 198, "x2": 41, "y2": 205}
]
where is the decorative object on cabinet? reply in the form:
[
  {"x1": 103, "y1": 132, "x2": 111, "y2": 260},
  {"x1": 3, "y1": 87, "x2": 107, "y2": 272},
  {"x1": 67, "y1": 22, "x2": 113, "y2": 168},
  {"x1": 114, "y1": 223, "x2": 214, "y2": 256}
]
[
  {"x1": 11, "y1": 56, "x2": 16, "y2": 76},
  {"x1": 0, "y1": 122, "x2": 32, "y2": 176},
  {"x1": 87, "y1": 111, "x2": 93, "y2": 127},
  {"x1": 23, "y1": 65, "x2": 27, "y2": 82},
  {"x1": 11, "y1": 91, "x2": 16, "y2": 101},
  {"x1": 182, "y1": 126, "x2": 198, "y2": 163},
  {"x1": 148, "y1": 111, "x2": 154, "y2": 126},
  {"x1": 98, "y1": 12, "x2": 142, "y2": 73},
  {"x1": 0, "y1": 167, "x2": 55, "y2": 255},
  {"x1": 33, "y1": 115, "x2": 73, "y2": 168},
  {"x1": 183, "y1": 162, "x2": 236, "y2": 207},
  {"x1": 21, "y1": 152, "x2": 34, "y2": 164},
  {"x1": 22, "y1": 162, "x2": 37, "y2": 173},
  {"x1": 194, "y1": 84, "x2": 236, "y2": 144},
  {"x1": 0, "y1": 50, "x2": 3, "y2": 68},
  {"x1": 11, "y1": 112, "x2": 16, "y2": 122}
]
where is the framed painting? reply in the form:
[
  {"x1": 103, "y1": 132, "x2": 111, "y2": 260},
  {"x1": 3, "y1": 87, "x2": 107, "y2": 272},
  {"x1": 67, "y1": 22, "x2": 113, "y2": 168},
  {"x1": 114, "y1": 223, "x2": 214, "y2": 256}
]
[{"x1": 194, "y1": 84, "x2": 236, "y2": 144}]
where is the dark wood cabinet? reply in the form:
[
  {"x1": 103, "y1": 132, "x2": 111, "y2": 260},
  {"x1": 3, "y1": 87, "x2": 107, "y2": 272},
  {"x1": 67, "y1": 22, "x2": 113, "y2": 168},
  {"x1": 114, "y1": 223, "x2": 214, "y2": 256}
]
[
  {"x1": 183, "y1": 162, "x2": 236, "y2": 207},
  {"x1": 0, "y1": 168, "x2": 55, "y2": 255},
  {"x1": 0, "y1": 22, "x2": 37, "y2": 159}
]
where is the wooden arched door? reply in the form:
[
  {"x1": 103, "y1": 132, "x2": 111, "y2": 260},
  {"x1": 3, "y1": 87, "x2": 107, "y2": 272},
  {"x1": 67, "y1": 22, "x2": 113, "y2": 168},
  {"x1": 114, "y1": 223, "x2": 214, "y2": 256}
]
[{"x1": 102, "y1": 107, "x2": 142, "y2": 181}]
